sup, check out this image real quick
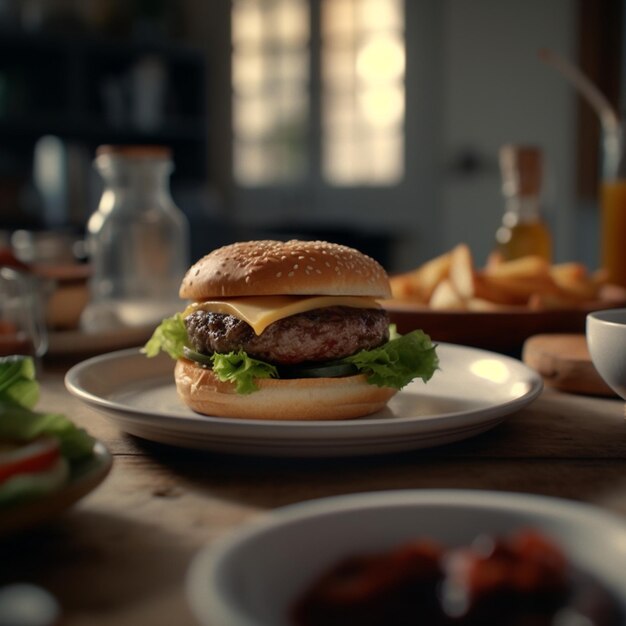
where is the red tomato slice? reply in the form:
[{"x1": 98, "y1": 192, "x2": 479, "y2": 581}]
[{"x1": 0, "y1": 438, "x2": 61, "y2": 484}]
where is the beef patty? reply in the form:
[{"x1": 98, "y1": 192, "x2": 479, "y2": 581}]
[{"x1": 185, "y1": 306, "x2": 390, "y2": 365}]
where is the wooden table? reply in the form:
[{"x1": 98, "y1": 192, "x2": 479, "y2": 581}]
[{"x1": 1, "y1": 358, "x2": 626, "y2": 626}]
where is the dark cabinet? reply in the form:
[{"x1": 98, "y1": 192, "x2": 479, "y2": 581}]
[{"x1": 0, "y1": 29, "x2": 208, "y2": 229}]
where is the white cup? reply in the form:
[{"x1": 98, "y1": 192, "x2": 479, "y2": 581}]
[{"x1": 586, "y1": 308, "x2": 626, "y2": 401}]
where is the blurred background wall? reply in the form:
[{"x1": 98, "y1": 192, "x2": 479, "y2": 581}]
[{"x1": 0, "y1": 0, "x2": 621, "y2": 271}]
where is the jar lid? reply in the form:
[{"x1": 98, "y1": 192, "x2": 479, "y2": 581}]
[{"x1": 96, "y1": 145, "x2": 172, "y2": 159}]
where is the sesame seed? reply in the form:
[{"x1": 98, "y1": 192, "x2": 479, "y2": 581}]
[
  {"x1": 276, "y1": 272, "x2": 282, "y2": 278},
  {"x1": 288, "y1": 271, "x2": 295, "y2": 277},
  {"x1": 293, "y1": 264, "x2": 299, "y2": 270}
]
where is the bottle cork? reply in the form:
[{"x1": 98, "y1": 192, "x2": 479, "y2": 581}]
[{"x1": 499, "y1": 145, "x2": 543, "y2": 197}]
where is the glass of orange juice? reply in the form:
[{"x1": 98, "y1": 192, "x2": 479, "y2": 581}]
[{"x1": 600, "y1": 179, "x2": 626, "y2": 288}]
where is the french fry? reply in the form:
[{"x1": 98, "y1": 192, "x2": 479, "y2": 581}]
[
  {"x1": 465, "y1": 297, "x2": 516, "y2": 312},
  {"x1": 550, "y1": 262, "x2": 599, "y2": 301},
  {"x1": 388, "y1": 243, "x2": 617, "y2": 312},
  {"x1": 480, "y1": 274, "x2": 559, "y2": 305},
  {"x1": 483, "y1": 255, "x2": 550, "y2": 280},
  {"x1": 390, "y1": 251, "x2": 452, "y2": 302},
  {"x1": 448, "y1": 243, "x2": 478, "y2": 300},
  {"x1": 389, "y1": 274, "x2": 421, "y2": 300},
  {"x1": 449, "y1": 244, "x2": 519, "y2": 304},
  {"x1": 429, "y1": 279, "x2": 466, "y2": 310},
  {"x1": 484, "y1": 250, "x2": 505, "y2": 270}
]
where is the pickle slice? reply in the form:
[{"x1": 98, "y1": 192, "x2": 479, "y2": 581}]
[
  {"x1": 277, "y1": 362, "x2": 358, "y2": 379},
  {"x1": 182, "y1": 347, "x2": 357, "y2": 379},
  {"x1": 182, "y1": 347, "x2": 213, "y2": 366}
]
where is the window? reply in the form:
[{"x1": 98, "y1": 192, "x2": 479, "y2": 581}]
[
  {"x1": 231, "y1": 0, "x2": 405, "y2": 188},
  {"x1": 321, "y1": 0, "x2": 404, "y2": 185},
  {"x1": 232, "y1": 0, "x2": 310, "y2": 185}
]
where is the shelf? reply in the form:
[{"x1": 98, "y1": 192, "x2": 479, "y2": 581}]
[
  {"x1": 0, "y1": 28, "x2": 210, "y2": 228},
  {"x1": 0, "y1": 28, "x2": 208, "y2": 175},
  {"x1": 0, "y1": 114, "x2": 207, "y2": 143}
]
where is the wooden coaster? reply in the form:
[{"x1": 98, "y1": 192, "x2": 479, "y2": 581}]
[{"x1": 522, "y1": 334, "x2": 617, "y2": 397}]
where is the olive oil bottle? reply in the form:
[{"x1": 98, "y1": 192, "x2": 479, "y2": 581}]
[{"x1": 495, "y1": 145, "x2": 552, "y2": 262}]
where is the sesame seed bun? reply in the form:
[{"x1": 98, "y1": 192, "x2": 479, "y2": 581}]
[
  {"x1": 179, "y1": 240, "x2": 391, "y2": 300},
  {"x1": 174, "y1": 358, "x2": 397, "y2": 420}
]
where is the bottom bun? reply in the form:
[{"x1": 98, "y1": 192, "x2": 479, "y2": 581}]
[{"x1": 174, "y1": 358, "x2": 397, "y2": 421}]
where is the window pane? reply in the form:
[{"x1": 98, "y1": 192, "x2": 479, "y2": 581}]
[
  {"x1": 324, "y1": 137, "x2": 360, "y2": 185},
  {"x1": 322, "y1": 44, "x2": 356, "y2": 91},
  {"x1": 359, "y1": 0, "x2": 402, "y2": 32},
  {"x1": 358, "y1": 84, "x2": 404, "y2": 128},
  {"x1": 365, "y1": 131, "x2": 403, "y2": 182},
  {"x1": 322, "y1": 0, "x2": 356, "y2": 39},
  {"x1": 232, "y1": 50, "x2": 266, "y2": 94},
  {"x1": 232, "y1": 0, "x2": 264, "y2": 48},
  {"x1": 234, "y1": 95, "x2": 275, "y2": 139},
  {"x1": 356, "y1": 33, "x2": 405, "y2": 84},
  {"x1": 235, "y1": 141, "x2": 275, "y2": 184},
  {"x1": 232, "y1": 0, "x2": 310, "y2": 186},
  {"x1": 271, "y1": 0, "x2": 309, "y2": 45},
  {"x1": 323, "y1": 93, "x2": 357, "y2": 131},
  {"x1": 273, "y1": 49, "x2": 308, "y2": 85},
  {"x1": 321, "y1": 0, "x2": 405, "y2": 186}
]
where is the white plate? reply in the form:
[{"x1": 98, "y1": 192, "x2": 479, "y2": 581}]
[
  {"x1": 0, "y1": 442, "x2": 112, "y2": 536},
  {"x1": 187, "y1": 489, "x2": 626, "y2": 626},
  {"x1": 64, "y1": 344, "x2": 542, "y2": 457}
]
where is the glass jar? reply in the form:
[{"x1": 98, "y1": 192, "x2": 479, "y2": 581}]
[
  {"x1": 494, "y1": 145, "x2": 552, "y2": 262},
  {"x1": 84, "y1": 145, "x2": 189, "y2": 330}
]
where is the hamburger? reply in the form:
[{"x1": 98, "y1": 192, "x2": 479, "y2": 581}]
[{"x1": 143, "y1": 240, "x2": 438, "y2": 420}]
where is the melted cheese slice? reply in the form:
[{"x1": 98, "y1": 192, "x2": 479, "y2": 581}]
[{"x1": 183, "y1": 295, "x2": 381, "y2": 335}]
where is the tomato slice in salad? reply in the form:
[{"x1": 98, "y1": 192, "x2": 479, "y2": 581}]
[{"x1": 0, "y1": 438, "x2": 61, "y2": 484}]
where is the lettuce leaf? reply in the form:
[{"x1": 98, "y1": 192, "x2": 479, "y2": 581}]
[
  {"x1": 0, "y1": 403, "x2": 95, "y2": 460},
  {"x1": 145, "y1": 313, "x2": 438, "y2": 394},
  {"x1": 344, "y1": 329, "x2": 439, "y2": 390},
  {"x1": 0, "y1": 355, "x2": 40, "y2": 409},
  {"x1": 142, "y1": 313, "x2": 188, "y2": 359},
  {"x1": 211, "y1": 351, "x2": 278, "y2": 394}
]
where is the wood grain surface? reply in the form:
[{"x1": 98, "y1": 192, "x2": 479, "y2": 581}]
[{"x1": 1, "y1": 360, "x2": 626, "y2": 626}]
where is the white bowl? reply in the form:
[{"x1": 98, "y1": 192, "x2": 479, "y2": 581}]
[
  {"x1": 186, "y1": 489, "x2": 626, "y2": 626},
  {"x1": 587, "y1": 308, "x2": 626, "y2": 401}
]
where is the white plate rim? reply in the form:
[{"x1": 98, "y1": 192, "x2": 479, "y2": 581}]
[
  {"x1": 64, "y1": 345, "x2": 543, "y2": 434},
  {"x1": 187, "y1": 489, "x2": 626, "y2": 626}
]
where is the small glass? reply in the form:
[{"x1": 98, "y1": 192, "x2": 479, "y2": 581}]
[{"x1": 0, "y1": 267, "x2": 48, "y2": 358}]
